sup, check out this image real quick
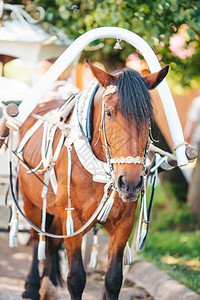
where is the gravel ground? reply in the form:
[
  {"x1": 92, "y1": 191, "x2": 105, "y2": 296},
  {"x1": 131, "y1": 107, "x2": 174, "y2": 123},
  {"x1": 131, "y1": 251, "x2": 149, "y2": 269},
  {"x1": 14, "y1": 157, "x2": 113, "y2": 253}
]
[{"x1": 0, "y1": 204, "x2": 153, "y2": 300}]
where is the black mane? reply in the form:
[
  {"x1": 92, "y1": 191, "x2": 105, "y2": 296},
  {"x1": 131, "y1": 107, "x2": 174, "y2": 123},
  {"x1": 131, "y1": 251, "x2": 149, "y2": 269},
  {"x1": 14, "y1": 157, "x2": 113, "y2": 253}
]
[{"x1": 115, "y1": 68, "x2": 153, "y2": 126}]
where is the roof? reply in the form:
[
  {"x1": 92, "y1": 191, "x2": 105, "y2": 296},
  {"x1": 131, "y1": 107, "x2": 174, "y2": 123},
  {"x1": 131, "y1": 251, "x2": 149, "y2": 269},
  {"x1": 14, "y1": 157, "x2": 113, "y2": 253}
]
[
  {"x1": 0, "y1": 3, "x2": 73, "y2": 62},
  {"x1": 0, "y1": 19, "x2": 72, "y2": 46}
]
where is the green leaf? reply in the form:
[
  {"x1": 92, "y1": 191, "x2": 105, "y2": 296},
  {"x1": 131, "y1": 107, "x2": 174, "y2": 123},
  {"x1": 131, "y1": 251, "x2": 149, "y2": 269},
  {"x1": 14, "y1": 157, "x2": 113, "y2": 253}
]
[
  {"x1": 58, "y1": 5, "x2": 70, "y2": 20},
  {"x1": 33, "y1": 0, "x2": 200, "y2": 88},
  {"x1": 187, "y1": 28, "x2": 196, "y2": 40},
  {"x1": 84, "y1": 14, "x2": 94, "y2": 27},
  {"x1": 194, "y1": 23, "x2": 200, "y2": 33}
]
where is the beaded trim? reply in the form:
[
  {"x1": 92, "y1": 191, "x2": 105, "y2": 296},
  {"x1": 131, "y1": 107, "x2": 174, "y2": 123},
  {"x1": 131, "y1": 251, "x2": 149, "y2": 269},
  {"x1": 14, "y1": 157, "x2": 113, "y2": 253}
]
[
  {"x1": 103, "y1": 85, "x2": 117, "y2": 99},
  {"x1": 110, "y1": 156, "x2": 144, "y2": 165}
]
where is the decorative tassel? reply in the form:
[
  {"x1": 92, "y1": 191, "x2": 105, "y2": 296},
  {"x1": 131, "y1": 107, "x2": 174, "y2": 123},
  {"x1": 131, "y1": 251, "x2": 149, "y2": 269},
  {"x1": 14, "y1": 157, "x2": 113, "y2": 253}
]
[
  {"x1": 141, "y1": 221, "x2": 148, "y2": 238},
  {"x1": 38, "y1": 234, "x2": 46, "y2": 260},
  {"x1": 66, "y1": 209, "x2": 74, "y2": 235},
  {"x1": 97, "y1": 190, "x2": 116, "y2": 222},
  {"x1": 138, "y1": 221, "x2": 148, "y2": 252},
  {"x1": 90, "y1": 234, "x2": 99, "y2": 268},
  {"x1": 12, "y1": 213, "x2": 19, "y2": 236},
  {"x1": 9, "y1": 213, "x2": 19, "y2": 248},
  {"x1": 124, "y1": 242, "x2": 132, "y2": 265},
  {"x1": 9, "y1": 229, "x2": 18, "y2": 248}
]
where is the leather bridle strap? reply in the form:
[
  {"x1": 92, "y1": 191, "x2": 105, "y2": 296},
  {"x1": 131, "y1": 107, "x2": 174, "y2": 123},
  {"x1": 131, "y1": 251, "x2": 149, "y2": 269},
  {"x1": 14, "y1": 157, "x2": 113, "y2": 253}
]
[
  {"x1": 134, "y1": 152, "x2": 157, "y2": 252},
  {"x1": 101, "y1": 85, "x2": 145, "y2": 168},
  {"x1": 102, "y1": 102, "x2": 113, "y2": 171}
]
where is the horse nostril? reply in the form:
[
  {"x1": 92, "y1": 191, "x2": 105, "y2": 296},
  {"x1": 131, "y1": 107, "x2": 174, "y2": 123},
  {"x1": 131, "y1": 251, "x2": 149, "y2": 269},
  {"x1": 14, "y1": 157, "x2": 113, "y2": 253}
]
[
  {"x1": 118, "y1": 175, "x2": 126, "y2": 192},
  {"x1": 117, "y1": 174, "x2": 144, "y2": 195}
]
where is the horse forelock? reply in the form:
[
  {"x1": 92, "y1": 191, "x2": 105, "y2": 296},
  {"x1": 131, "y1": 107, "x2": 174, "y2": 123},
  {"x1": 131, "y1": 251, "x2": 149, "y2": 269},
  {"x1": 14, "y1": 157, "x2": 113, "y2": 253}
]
[{"x1": 115, "y1": 68, "x2": 153, "y2": 128}]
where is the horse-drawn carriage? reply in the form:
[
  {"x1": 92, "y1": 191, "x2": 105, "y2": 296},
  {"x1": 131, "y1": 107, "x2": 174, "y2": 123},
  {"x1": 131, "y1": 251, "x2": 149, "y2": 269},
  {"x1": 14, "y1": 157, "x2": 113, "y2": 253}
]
[{"x1": 0, "y1": 27, "x2": 197, "y2": 300}]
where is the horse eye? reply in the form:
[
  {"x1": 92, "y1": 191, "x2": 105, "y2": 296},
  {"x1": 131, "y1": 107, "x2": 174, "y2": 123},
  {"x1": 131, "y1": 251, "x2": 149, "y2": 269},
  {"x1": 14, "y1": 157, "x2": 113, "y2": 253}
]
[{"x1": 105, "y1": 111, "x2": 112, "y2": 118}]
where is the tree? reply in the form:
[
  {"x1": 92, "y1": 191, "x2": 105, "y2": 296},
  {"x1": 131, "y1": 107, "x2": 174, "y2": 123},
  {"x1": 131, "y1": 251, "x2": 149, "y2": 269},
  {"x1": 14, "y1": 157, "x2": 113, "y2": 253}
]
[
  {"x1": 33, "y1": 0, "x2": 200, "y2": 86},
  {"x1": 4, "y1": 1, "x2": 199, "y2": 86}
]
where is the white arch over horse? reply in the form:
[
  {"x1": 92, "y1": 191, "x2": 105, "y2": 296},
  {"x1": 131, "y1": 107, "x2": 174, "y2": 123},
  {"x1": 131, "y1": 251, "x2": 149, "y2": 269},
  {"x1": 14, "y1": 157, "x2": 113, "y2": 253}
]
[{"x1": 5, "y1": 26, "x2": 188, "y2": 167}]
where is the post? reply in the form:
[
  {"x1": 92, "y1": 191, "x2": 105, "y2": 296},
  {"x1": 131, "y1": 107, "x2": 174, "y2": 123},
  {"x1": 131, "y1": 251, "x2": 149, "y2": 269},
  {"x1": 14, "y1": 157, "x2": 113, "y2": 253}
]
[{"x1": 0, "y1": 104, "x2": 18, "y2": 149}]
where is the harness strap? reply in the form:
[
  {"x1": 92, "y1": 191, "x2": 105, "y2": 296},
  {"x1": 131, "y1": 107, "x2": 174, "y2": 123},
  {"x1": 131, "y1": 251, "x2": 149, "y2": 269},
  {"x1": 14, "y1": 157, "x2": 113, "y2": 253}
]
[
  {"x1": 135, "y1": 154, "x2": 159, "y2": 252},
  {"x1": 41, "y1": 171, "x2": 50, "y2": 230},
  {"x1": 8, "y1": 132, "x2": 19, "y2": 248},
  {"x1": 102, "y1": 103, "x2": 113, "y2": 171},
  {"x1": 13, "y1": 151, "x2": 55, "y2": 195},
  {"x1": 65, "y1": 145, "x2": 74, "y2": 235},
  {"x1": 17, "y1": 119, "x2": 44, "y2": 153},
  {"x1": 174, "y1": 141, "x2": 190, "y2": 151},
  {"x1": 26, "y1": 160, "x2": 43, "y2": 174},
  {"x1": 52, "y1": 133, "x2": 65, "y2": 164},
  {"x1": 67, "y1": 146, "x2": 72, "y2": 207},
  {"x1": 0, "y1": 136, "x2": 7, "y2": 140},
  {"x1": 41, "y1": 122, "x2": 52, "y2": 168},
  {"x1": 9, "y1": 156, "x2": 114, "y2": 238},
  {"x1": 150, "y1": 155, "x2": 174, "y2": 172},
  {"x1": 149, "y1": 143, "x2": 176, "y2": 161}
]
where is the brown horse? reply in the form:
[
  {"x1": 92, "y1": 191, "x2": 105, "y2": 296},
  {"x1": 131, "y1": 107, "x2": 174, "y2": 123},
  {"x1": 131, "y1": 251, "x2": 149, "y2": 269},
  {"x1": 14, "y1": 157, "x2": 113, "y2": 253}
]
[{"x1": 18, "y1": 61, "x2": 168, "y2": 300}]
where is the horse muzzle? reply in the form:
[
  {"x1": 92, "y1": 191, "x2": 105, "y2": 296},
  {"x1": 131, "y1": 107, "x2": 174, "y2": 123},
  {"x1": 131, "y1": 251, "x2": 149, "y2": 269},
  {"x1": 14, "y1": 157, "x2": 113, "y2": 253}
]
[{"x1": 116, "y1": 173, "x2": 144, "y2": 202}]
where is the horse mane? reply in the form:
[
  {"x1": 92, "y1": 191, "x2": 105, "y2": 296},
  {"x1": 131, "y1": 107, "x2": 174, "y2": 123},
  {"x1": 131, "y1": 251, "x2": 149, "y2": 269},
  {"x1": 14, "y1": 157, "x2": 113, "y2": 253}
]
[{"x1": 115, "y1": 68, "x2": 153, "y2": 127}]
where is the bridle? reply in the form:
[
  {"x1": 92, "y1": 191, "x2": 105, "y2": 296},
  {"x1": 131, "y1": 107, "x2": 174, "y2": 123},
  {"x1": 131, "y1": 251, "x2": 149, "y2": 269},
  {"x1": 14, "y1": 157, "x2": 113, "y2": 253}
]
[{"x1": 98, "y1": 84, "x2": 148, "y2": 174}]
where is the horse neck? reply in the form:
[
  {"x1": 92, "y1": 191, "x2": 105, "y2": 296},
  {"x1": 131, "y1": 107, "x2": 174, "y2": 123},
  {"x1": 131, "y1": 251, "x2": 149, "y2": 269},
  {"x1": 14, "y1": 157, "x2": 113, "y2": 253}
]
[{"x1": 91, "y1": 87, "x2": 107, "y2": 163}]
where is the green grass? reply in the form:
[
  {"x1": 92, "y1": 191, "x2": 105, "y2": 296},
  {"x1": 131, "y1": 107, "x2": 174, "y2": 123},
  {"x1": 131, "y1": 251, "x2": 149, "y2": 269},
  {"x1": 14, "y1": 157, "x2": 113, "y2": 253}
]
[
  {"x1": 136, "y1": 183, "x2": 200, "y2": 294},
  {"x1": 147, "y1": 183, "x2": 196, "y2": 232},
  {"x1": 142, "y1": 231, "x2": 200, "y2": 294}
]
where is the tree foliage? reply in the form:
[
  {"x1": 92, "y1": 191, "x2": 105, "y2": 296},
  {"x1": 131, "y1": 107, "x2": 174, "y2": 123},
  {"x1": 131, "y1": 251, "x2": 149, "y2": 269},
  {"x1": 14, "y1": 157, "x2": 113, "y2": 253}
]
[
  {"x1": 7, "y1": 0, "x2": 200, "y2": 86},
  {"x1": 35, "y1": 0, "x2": 200, "y2": 86}
]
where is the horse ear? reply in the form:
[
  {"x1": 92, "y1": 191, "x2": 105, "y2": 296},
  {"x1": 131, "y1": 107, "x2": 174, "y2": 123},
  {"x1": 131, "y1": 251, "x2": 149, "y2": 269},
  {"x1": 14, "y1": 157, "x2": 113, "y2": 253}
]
[
  {"x1": 85, "y1": 59, "x2": 116, "y2": 88},
  {"x1": 143, "y1": 65, "x2": 169, "y2": 90}
]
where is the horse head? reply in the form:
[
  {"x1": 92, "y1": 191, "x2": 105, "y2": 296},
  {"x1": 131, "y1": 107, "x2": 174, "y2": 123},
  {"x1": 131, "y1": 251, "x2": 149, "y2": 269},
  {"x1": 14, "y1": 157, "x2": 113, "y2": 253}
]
[{"x1": 87, "y1": 60, "x2": 169, "y2": 202}]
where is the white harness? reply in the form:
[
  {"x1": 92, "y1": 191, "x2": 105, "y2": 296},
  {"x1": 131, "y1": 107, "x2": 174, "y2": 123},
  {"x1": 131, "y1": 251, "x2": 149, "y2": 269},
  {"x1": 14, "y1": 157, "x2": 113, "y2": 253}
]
[
  {"x1": 66, "y1": 79, "x2": 111, "y2": 183},
  {"x1": 14, "y1": 79, "x2": 166, "y2": 258},
  {"x1": 18, "y1": 78, "x2": 145, "y2": 183},
  {"x1": 17, "y1": 79, "x2": 111, "y2": 184}
]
